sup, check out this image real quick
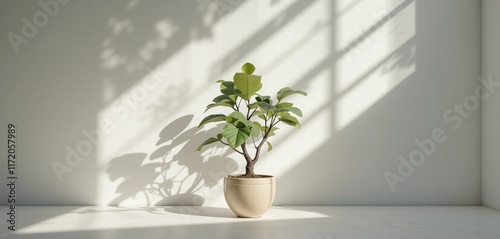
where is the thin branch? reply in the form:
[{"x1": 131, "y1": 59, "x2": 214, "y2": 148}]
[
  {"x1": 264, "y1": 114, "x2": 268, "y2": 132},
  {"x1": 219, "y1": 140, "x2": 244, "y2": 155},
  {"x1": 236, "y1": 98, "x2": 242, "y2": 111},
  {"x1": 253, "y1": 120, "x2": 274, "y2": 163},
  {"x1": 271, "y1": 120, "x2": 281, "y2": 128},
  {"x1": 249, "y1": 108, "x2": 258, "y2": 119},
  {"x1": 253, "y1": 112, "x2": 280, "y2": 155},
  {"x1": 270, "y1": 112, "x2": 278, "y2": 126},
  {"x1": 252, "y1": 135, "x2": 268, "y2": 164},
  {"x1": 241, "y1": 143, "x2": 253, "y2": 164},
  {"x1": 246, "y1": 100, "x2": 252, "y2": 120},
  {"x1": 257, "y1": 113, "x2": 270, "y2": 145}
]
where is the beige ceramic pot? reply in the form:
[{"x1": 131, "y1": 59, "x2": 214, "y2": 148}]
[{"x1": 224, "y1": 174, "x2": 276, "y2": 218}]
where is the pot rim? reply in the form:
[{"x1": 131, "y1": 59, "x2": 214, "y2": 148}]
[
  {"x1": 226, "y1": 174, "x2": 274, "y2": 178},
  {"x1": 224, "y1": 174, "x2": 275, "y2": 185}
]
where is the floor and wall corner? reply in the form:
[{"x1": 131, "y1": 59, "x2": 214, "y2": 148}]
[
  {"x1": 482, "y1": 0, "x2": 500, "y2": 211},
  {"x1": 0, "y1": 0, "x2": 498, "y2": 238}
]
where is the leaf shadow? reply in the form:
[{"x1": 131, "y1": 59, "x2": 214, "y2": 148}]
[{"x1": 106, "y1": 114, "x2": 238, "y2": 206}]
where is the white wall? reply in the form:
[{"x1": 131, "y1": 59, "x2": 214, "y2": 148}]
[
  {"x1": 482, "y1": 0, "x2": 500, "y2": 210},
  {"x1": 0, "y1": 0, "x2": 481, "y2": 206}
]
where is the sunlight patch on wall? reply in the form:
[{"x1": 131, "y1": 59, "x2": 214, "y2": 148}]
[
  {"x1": 208, "y1": 0, "x2": 328, "y2": 86},
  {"x1": 94, "y1": 45, "x2": 233, "y2": 205},
  {"x1": 258, "y1": 69, "x2": 331, "y2": 177},
  {"x1": 94, "y1": 0, "x2": 334, "y2": 206},
  {"x1": 334, "y1": 0, "x2": 415, "y2": 131},
  {"x1": 97, "y1": 52, "x2": 193, "y2": 161},
  {"x1": 257, "y1": 0, "x2": 331, "y2": 92}
]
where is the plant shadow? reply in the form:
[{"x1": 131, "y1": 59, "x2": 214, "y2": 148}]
[
  {"x1": 163, "y1": 206, "x2": 236, "y2": 218},
  {"x1": 106, "y1": 115, "x2": 238, "y2": 207}
]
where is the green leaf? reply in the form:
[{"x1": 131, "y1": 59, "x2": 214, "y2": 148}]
[
  {"x1": 277, "y1": 105, "x2": 303, "y2": 117},
  {"x1": 287, "y1": 107, "x2": 303, "y2": 117},
  {"x1": 205, "y1": 102, "x2": 234, "y2": 112},
  {"x1": 252, "y1": 121, "x2": 262, "y2": 137},
  {"x1": 279, "y1": 112, "x2": 301, "y2": 128},
  {"x1": 222, "y1": 123, "x2": 251, "y2": 148},
  {"x1": 234, "y1": 73, "x2": 262, "y2": 101},
  {"x1": 226, "y1": 111, "x2": 251, "y2": 126},
  {"x1": 276, "y1": 102, "x2": 293, "y2": 109},
  {"x1": 215, "y1": 79, "x2": 225, "y2": 83},
  {"x1": 252, "y1": 110, "x2": 263, "y2": 116},
  {"x1": 196, "y1": 137, "x2": 219, "y2": 151},
  {"x1": 255, "y1": 95, "x2": 272, "y2": 104},
  {"x1": 258, "y1": 113, "x2": 266, "y2": 121},
  {"x1": 256, "y1": 101, "x2": 276, "y2": 111},
  {"x1": 253, "y1": 121, "x2": 262, "y2": 129},
  {"x1": 267, "y1": 141, "x2": 273, "y2": 152},
  {"x1": 262, "y1": 126, "x2": 279, "y2": 137},
  {"x1": 212, "y1": 95, "x2": 234, "y2": 103},
  {"x1": 220, "y1": 81, "x2": 241, "y2": 101},
  {"x1": 277, "y1": 87, "x2": 307, "y2": 101},
  {"x1": 248, "y1": 102, "x2": 259, "y2": 109},
  {"x1": 198, "y1": 114, "x2": 226, "y2": 128},
  {"x1": 241, "y1": 62, "x2": 256, "y2": 74}
]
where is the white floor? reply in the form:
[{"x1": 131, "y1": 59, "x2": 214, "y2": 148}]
[{"x1": 1, "y1": 206, "x2": 499, "y2": 239}]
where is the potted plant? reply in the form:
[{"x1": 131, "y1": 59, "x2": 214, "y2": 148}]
[{"x1": 196, "y1": 62, "x2": 307, "y2": 217}]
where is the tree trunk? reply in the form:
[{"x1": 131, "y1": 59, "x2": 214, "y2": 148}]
[
  {"x1": 241, "y1": 144, "x2": 256, "y2": 177},
  {"x1": 245, "y1": 164, "x2": 256, "y2": 177}
]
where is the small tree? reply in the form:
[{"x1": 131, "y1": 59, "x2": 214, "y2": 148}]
[{"x1": 197, "y1": 62, "x2": 307, "y2": 177}]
